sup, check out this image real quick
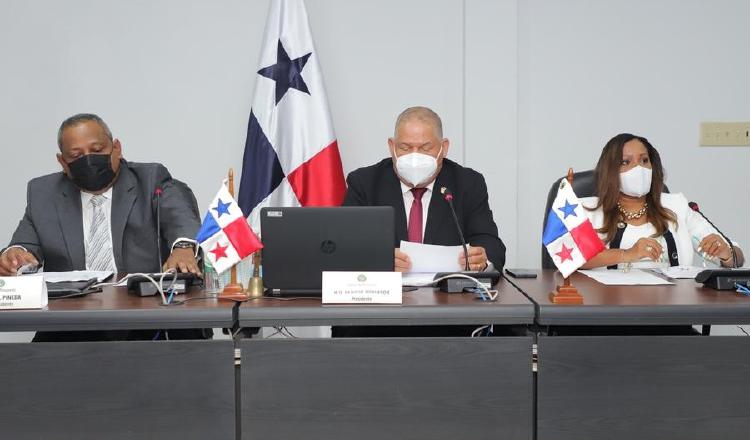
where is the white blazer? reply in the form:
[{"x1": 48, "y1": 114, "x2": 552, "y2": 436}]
[{"x1": 580, "y1": 193, "x2": 729, "y2": 267}]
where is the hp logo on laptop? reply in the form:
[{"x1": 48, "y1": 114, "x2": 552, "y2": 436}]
[{"x1": 320, "y1": 240, "x2": 337, "y2": 254}]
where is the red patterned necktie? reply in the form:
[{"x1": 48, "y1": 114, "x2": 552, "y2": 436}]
[{"x1": 407, "y1": 187, "x2": 428, "y2": 243}]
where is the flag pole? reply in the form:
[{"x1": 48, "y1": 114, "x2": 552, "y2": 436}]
[
  {"x1": 221, "y1": 168, "x2": 246, "y2": 297},
  {"x1": 549, "y1": 168, "x2": 584, "y2": 305}
]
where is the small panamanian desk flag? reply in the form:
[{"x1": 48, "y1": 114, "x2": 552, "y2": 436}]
[
  {"x1": 542, "y1": 179, "x2": 605, "y2": 277},
  {"x1": 196, "y1": 183, "x2": 263, "y2": 274}
]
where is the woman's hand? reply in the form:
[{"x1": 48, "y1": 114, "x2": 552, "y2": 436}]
[
  {"x1": 624, "y1": 237, "x2": 663, "y2": 262},
  {"x1": 699, "y1": 233, "x2": 732, "y2": 262}
]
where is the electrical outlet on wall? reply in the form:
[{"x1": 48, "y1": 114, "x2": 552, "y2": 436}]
[{"x1": 700, "y1": 122, "x2": 750, "y2": 146}]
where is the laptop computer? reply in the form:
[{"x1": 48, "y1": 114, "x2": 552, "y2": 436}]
[{"x1": 260, "y1": 206, "x2": 395, "y2": 296}]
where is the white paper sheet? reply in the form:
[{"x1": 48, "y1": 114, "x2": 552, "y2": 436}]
[
  {"x1": 400, "y1": 241, "x2": 463, "y2": 273},
  {"x1": 658, "y1": 266, "x2": 705, "y2": 280},
  {"x1": 401, "y1": 272, "x2": 438, "y2": 286},
  {"x1": 34, "y1": 271, "x2": 114, "y2": 283},
  {"x1": 578, "y1": 269, "x2": 674, "y2": 285}
]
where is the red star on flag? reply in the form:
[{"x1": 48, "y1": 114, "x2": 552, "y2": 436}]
[
  {"x1": 556, "y1": 244, "x2": 574, "y2": 263},
  {"x1": 210, "y1": 242, "x2": 229, "y2": 260}
]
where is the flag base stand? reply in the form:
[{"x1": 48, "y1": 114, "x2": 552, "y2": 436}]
[
  {"x1": 221, "y1": 283, "x2": 247, "y2": 300},
  {"x1": 549, "y1": 278, "x2": 583, "y2": 304}
]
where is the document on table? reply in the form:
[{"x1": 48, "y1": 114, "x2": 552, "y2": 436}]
[
  {"x1": 657, "y1": 266, "x2": 705, "y2": 280},
  {"x1": 578, "y1": 269, "x2": 674, "y2": 285},
  {"x1": 402, "y1": 272, "x2": 438, "y2": 286},
  {"x1": 399, "y1": 240, "x2": 463, "y2": 273},
  {"x1": 399, "y1": 241, "x2": 465, "y2": 286},
  {"x1": 29, "y1": 270, "x2": 114, "y2": 283}
]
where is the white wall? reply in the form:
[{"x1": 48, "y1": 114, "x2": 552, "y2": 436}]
[
  {"x1": 516, "y1": 0, "x2": 750, "y2": 267},
  {"x1": 1, "y1": 0, "x2": 748, "y2": 272}
]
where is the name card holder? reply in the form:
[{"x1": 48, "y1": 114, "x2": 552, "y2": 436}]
[
  {"x1": 0, "y1": 275, "x2": 48, "y2": 310},
  {"x1": 322, "y1": 272, "x2": 402, "y2": 304}
]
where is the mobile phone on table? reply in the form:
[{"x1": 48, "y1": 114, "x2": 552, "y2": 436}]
[{"x1": 504, "y1": 268, "x2": 538, "y2": 279}]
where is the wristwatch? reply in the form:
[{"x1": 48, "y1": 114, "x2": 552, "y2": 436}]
[{"x1": 173, "y1": 241, "x2": 196, "y2": 251}]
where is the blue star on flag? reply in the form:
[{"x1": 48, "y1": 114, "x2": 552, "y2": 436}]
[
  {"x1": 213, "y1": 198, "x2": 232, "y2": 217},
  {"x1": 258, "y1": 40, "x2": 312, "y2": 105},
  {"x1": 558, "y1": 199, "x2": 578, "y2": 219}
]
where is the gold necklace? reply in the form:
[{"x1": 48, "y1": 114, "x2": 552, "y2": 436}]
[{"x1": 617, "y1": 202, "x2": 648, "y2": 222}]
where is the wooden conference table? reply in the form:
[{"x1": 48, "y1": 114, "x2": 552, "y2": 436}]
[
  {"x1": 510, "y1": 270, "x2": 750, "y2": 440},
  {"x1": 3, "y1": 271, "x2": 750, "y2": 440},
  {"x1": 0, "y1": 284, "x2": 237, "y2": 440},
  {"x1": 238, "y1": 279, "x2": 535, "y2": 440},
  {"x1": 0, "y1": 278, "x2": 535, "y2": 440}
]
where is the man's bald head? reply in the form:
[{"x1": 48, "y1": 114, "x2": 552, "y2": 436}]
[{"x1": 394, "y1": 106, "x2": 443, "y2": 139}]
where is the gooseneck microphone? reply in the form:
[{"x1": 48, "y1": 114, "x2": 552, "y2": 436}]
[
  {"x1": 440, "y1": 186, "x2": 470, "y2": 271},
  {"x1": 689, "y1": 201, "x2": 737, "y2": 268},
  {"x1": 154, "y1": 187, "x2": 163, "y2": 268}
]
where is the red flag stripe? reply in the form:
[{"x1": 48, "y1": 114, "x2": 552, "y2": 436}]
[
  {"x1": 286, "y1": 140, "x2": 346, "y2": 207},
  {"x1": 223, "y1": 217, "x2": 263, "y2": 259},
  {"x1": 570, "y1": 221, "x2": 605, "y2": 261}
]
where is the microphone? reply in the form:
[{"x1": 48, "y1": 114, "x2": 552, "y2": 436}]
[
  {"x1": 440, "y1": 186, "x2": 470, "y2": 271},
  {"x1": 154, "y1": 187, "x2": 163, "y2": 268},
  {"x1": 689, "y1": 201, "x2": 737, "y2": 268}
]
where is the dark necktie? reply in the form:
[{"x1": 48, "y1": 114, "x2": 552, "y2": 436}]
[{"x1": 407, "y1": 187, "x2": 427, "y2": 243}]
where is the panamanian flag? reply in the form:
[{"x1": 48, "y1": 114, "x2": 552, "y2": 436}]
[
  {"x1": 238, "y1": 0, "x2": 346, "y2": 232},
  {"x1": 542, "y1": 179, "x2": 605, "y2": 277},
  {"x1": 196, "y1": 183, "x2": 263, "y2": 274}
]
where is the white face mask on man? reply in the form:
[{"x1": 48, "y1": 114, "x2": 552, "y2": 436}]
[
  {"x1": 393, "y1": 147, "x2": 442, "y2": 187},
  {"x1": 619, "y1": 165, "x2": 652, "y2": 197}
]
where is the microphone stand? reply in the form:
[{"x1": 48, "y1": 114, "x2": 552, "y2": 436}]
[{"x1": 440, "y1": 187, "x2": 470, "y2": 271}]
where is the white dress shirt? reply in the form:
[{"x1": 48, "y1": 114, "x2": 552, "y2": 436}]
[{"x1": 81, "y1": 188, "x2": 118, "y2": 273}]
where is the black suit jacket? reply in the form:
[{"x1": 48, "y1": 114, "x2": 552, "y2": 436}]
[
  {"x1": 7, "y1": 160, "x2": 201, "y2": 273},
  {"x1": 343, "y1": 158, "x2": 506, "y2": 269}
]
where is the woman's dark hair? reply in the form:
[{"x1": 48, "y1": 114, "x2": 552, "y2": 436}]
[{"x1": 592, "y1": 133, "x2": 676, "y2": 243}]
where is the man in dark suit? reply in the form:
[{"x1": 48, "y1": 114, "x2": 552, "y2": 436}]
[
  {"x1": 334, "y1": 106, "x2": 506, "y2": 337},
  {"x1": 344, "y1": 106, "x2": 505, "y2": 271},
  {"x1": 0, "y1": 113, "x2": 201, "y2": 275},
  {"x1": 0, "y1": 113, "x2": 205, "y2": 341}
]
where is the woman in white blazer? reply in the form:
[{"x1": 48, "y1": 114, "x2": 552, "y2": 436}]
[{"x1": 580, "y1": 133, "x2": 744, "y2": 270}]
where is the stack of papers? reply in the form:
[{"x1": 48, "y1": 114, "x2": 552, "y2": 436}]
[
  {"x1": 399, "y1": 241, "x2": 464, "y2": 286},
  {"x1": 578, "y1": 269, "x2": 674, "y2": 285}
]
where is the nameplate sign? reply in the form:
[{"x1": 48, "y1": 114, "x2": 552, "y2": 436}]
[
  {"x1": 0, "y1": 276, "x2": 48, "y2": 310},
  {"x1": 322, "y1": 272, "x2": 402, "y2": 304}
]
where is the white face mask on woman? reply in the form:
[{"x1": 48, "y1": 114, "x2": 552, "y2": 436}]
[
  {"x1": 619, "y1": 165, "x2": 652, "y2": 197},
  {"x1": 394, "y1": 147, "x2": 442, "y2": 187}
]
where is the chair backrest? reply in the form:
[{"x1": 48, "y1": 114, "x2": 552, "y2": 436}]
[{"x1": 540, "y1": 169, "x2": 668, "y2": 268}]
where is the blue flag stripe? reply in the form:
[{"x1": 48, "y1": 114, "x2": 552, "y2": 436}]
[
  {"x1": 542, "y1": 208, "x2": 568, "y2": 246},
  {"x1": 196, "y1": 212, "x2": 221, "y2": 243},
  {"x1": 237, "y1": 111, "x2": 286, "y2": 216}
]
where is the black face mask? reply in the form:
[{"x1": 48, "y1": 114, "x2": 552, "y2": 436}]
[{"x1": 67, "y1": 153, "x2": 116, "y2": 192}]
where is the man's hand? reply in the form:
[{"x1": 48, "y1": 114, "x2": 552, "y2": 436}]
[
  {"x1": 458, "y1": 246, "x2": 488, "y2": 271},
  {"x1": 0, "y1": 248, "x2": 39, "y2": 276},
  {"x1": 163, "y1": 248, "x2": 201, "y2": 275},
  {"x1": 395, "y1": 248, "x2": 412, "y2": 272}
]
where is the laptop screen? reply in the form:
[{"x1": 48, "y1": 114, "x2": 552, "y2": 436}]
[{"x1": 260, "y1": 206, "x2": 394, "y2": 294}]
